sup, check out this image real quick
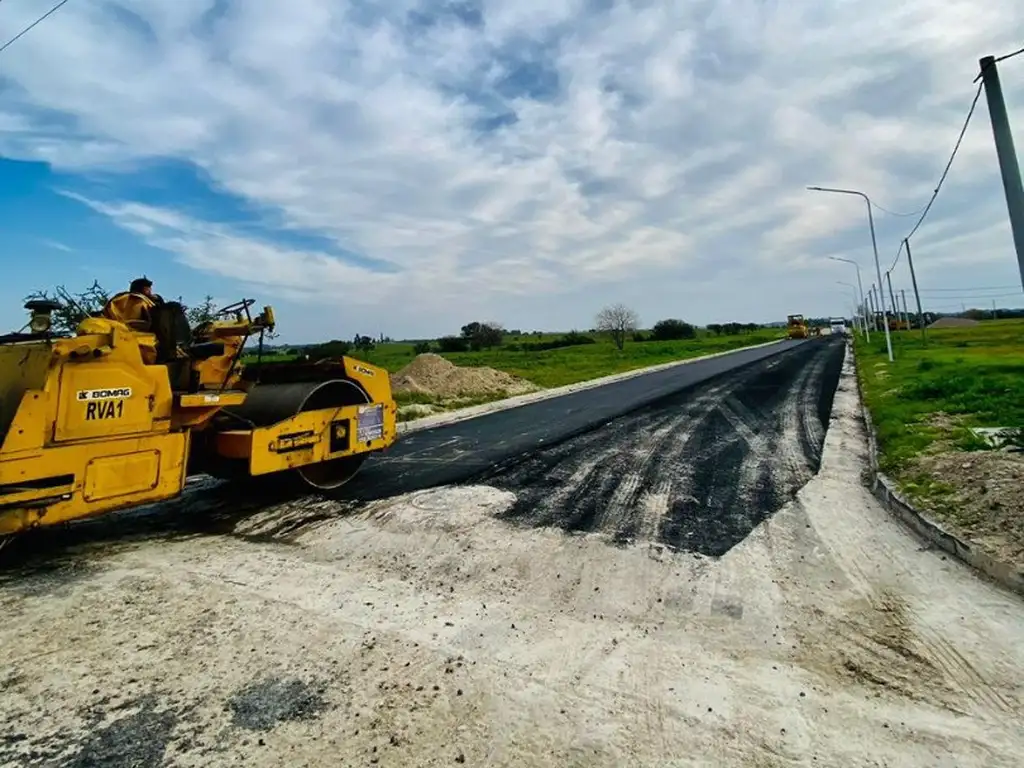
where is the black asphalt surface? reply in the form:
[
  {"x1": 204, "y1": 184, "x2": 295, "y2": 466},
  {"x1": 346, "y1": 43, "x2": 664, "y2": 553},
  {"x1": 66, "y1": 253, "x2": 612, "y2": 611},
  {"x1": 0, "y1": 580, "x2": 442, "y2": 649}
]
[
  {"x1": 484, "y1": 337, "x2": 845, "y2": 556},
  {"x1": 341, "y1": 339, "x2": 809, "y2": 500}
]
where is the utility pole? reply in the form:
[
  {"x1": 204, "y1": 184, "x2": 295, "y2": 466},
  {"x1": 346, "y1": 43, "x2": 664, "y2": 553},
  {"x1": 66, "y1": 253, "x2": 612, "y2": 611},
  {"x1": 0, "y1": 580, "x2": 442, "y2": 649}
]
[
  {"x1": 904, "y1": 238, "x2": 926, "y2": 345},
  {"x1": 901, "y1": 290, "x2": 910, "y2": 328},
  {"x1": 885, "y1": 271, "x2": 898, "y2": 329},
  {"x1": 868, "y1": 287, "x2": 877, "y2": 331},
  {"x1": 992, "y1": 299, "x2": 998, "y2": 319},
  {"x1": 979, "y1": 55, "x2": 1024, "y2": 291}
]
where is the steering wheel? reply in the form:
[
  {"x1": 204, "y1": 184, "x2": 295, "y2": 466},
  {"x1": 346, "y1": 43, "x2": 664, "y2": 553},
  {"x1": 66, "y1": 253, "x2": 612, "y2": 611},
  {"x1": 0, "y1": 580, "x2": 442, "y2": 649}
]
[{"x1": 212, "y1": 299, "x2": 256, "y2": 318}]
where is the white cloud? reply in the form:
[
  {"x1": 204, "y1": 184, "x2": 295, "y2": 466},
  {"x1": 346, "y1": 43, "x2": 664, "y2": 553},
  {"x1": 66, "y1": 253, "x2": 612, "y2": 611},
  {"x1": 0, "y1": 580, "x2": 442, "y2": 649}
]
[
  {"x1": 41, "y1": 239, "x2": 73, "y2": 253},
  {"x1": 1, "y1": 0, "x2": 1023, "y2": 338}
]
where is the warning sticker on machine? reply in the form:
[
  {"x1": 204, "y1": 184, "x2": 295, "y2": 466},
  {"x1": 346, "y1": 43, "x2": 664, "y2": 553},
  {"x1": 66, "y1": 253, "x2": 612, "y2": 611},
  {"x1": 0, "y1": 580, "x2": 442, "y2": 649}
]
[
  {"x1": 77, "y1": 388, "x2": 132, "y2": 402},
  {"x1": 357, "y1": 404, "x2": 385, "y2": 442}
]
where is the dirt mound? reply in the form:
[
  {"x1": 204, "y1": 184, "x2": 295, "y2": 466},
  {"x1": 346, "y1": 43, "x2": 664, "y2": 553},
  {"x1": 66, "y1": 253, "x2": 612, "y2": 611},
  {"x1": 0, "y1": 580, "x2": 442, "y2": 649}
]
[
  {"x1": 908, "y1": 448, "x2": 1024, "y2": 569},
  {"x1": 391, "y1": 354, "x2": 538, "y2": 398},
  {"x1": 927, "y1": 317, "x2": 979, "y2": 329}
]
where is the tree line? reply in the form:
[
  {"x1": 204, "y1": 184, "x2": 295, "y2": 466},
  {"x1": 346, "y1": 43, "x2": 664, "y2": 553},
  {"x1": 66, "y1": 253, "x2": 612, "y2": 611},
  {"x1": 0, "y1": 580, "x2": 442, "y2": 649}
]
[{"x1": 399, "y1": 303, "x2": 768, "y2": 356}]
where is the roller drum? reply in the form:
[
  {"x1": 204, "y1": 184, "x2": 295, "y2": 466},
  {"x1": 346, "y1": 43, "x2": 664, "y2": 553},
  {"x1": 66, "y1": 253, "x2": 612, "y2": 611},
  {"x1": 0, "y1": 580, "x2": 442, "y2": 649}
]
[{"x1": 226, "y1": 378, "x2": 371, "y2": 490}]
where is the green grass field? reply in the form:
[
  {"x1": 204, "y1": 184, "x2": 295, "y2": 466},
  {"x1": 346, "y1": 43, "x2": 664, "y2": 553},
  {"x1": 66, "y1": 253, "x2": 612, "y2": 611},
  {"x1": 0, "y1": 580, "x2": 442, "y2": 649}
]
[
  {"x1": 245, "y1": 328, "x2": 786, "y2": 390},
  {"x1": 854, "y1": 319, "x2": 1024, "y2": 475}
]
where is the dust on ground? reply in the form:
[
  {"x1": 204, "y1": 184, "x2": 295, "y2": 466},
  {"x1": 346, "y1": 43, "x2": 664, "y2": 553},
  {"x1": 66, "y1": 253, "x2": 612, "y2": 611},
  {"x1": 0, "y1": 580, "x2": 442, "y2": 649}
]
[
  {"x1": 890, "y1": 411, "x2": 1024, "y2": 571},
  {"x1": 2, "y1": 345, "x2": 1023, "y2": 767},
  {"x1": 905, "y1": 449, "x2": 1024, "y2": 569}
]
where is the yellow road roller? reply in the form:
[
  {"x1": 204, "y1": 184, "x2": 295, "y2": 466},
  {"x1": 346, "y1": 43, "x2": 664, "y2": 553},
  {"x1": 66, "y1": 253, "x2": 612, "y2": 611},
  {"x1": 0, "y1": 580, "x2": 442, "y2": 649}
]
[
  {"x1": 786, "y1": 314, "x2": 809, "y2": 340},
  {"x1": 0, "y1": 294, "x2": 397, "y2": 535}
]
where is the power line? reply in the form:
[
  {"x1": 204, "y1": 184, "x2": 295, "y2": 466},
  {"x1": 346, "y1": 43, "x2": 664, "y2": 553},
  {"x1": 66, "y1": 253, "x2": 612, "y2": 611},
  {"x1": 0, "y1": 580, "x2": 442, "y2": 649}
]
[
  {"x1": 0, "y1": 0, "x2": 70, "y2": 56},
  {"x1": 924, "y1": 292, "x2": 1024, "y2": 300},
  {"x1": 888, "y1": 240, "x2": 904, "y2": 273},
  {"x1": 871, "y1": 201, "x2": 929, "y2": 218},
  {"x1": 996, "y1": 45, "x2": 1024, "y2": 63},
  {"x1": 919, "y1": 285, "x2": 1023, "y2": 293},
  {"x1": 890, "y1": 81, "x2": 984, "y2": 272},
  {"x1": 905, "y1": 82, "x2": 984, "y2": 242},
  {"x1": 973, "y1": 44, "x2": 1024, "y2": 82}
]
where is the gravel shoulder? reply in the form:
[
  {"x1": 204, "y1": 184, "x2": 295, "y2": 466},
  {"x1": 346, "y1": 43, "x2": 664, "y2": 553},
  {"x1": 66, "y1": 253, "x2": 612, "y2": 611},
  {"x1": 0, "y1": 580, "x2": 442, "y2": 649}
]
[{"x1": 2, "y1": 344, "x2": 1022, "y2": 767}]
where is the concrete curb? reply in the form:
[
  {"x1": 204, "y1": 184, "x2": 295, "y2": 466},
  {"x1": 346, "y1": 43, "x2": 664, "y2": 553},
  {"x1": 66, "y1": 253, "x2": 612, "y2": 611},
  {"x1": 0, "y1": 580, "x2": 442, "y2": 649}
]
[
  {"x1": 397, "y1": 337, "x2": 788, "y2": 435},
  {"x1": 851, "y1": 343, "x2": 1024, "y2": 597}
]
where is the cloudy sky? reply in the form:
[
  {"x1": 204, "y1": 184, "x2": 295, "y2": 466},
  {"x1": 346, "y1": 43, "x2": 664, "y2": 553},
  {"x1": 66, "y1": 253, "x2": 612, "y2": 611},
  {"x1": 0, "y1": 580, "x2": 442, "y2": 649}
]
[{"x1": 1, "y1": 0, "x2": 1022, "y2": 342}]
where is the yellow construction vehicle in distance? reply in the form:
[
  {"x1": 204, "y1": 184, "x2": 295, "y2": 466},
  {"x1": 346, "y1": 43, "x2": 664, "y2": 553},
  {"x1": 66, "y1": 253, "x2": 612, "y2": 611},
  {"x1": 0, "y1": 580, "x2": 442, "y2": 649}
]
[
  {"x1": 786, "y1": 314, "x2": 809, "y2": 339},
  {"x1": 0, "y1": 293, "x2": 398, "y2": 536}
]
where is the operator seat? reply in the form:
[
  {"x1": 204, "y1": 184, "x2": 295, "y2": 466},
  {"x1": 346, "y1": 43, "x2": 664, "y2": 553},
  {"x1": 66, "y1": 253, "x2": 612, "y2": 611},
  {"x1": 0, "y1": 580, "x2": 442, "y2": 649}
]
[
  {"x1": 148, "y1": 301, "x2": 192, "y2": 363},
  {"x1": 102, "y1": 291, "x2": 158, "y2": 332}
]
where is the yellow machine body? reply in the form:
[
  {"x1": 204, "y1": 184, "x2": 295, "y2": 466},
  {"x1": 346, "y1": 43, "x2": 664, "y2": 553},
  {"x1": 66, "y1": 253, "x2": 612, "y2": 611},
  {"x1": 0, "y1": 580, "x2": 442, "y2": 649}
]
[
  {"x1": 0, "y1": 299, "x2": 397, "y2": 536},
  {"x1": 786, "y1": 314, "x2": 809, "y2": 340}
]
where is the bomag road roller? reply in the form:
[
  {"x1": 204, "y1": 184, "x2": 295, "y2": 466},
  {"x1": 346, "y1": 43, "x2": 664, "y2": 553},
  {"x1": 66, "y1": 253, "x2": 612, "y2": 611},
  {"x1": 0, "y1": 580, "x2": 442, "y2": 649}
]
[
  {"x1": 786, "y1": 314, "x2": 809, "y2": 340},
  {"x1": 0, "y1": 294, "x2": 397, "y2": 536}
]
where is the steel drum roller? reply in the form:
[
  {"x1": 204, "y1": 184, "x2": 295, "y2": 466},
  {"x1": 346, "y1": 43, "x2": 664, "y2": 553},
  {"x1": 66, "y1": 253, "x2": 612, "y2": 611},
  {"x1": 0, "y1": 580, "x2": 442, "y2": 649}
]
[{"x1": 228, "y1": 379, "x2": 371, "y2": 490}]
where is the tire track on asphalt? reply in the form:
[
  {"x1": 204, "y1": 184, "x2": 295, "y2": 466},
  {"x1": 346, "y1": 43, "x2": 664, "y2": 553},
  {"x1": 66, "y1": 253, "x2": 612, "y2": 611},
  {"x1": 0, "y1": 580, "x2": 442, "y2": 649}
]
[{"x1": 485, "y1": 340, "x2": 846, "y2": 557}]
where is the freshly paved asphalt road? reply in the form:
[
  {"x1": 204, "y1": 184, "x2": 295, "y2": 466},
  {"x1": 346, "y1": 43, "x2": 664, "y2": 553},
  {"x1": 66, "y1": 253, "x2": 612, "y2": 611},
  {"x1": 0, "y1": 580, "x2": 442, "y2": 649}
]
[
  {"x1": 342, "y1": 338, "x2": 811, "y2": 500},
  {"x1": 486, "y1": 338, "x2": 846, "y2": 556}
]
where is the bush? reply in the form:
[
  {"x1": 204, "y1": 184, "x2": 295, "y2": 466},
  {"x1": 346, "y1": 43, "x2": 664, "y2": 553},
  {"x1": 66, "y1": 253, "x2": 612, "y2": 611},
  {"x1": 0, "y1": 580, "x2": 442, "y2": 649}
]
[
  {"x1": 650, "y1": 319, "x2": 696, "y2": 341},
  {"x1": 437, "y1": 335, "x2": 469, "y2": 353},
  {"x1": 305, "y1": 339, "x2": 352, "y2": 360},
  {"x1": 521, "y1": 331, "x2": 597, "y2": 352},
  {"x1": 460, "y1": 321, "x2": 504, "y2": 350},
  {"x1": 412, "y1": 341, "x2": 432, "y2": 354}
]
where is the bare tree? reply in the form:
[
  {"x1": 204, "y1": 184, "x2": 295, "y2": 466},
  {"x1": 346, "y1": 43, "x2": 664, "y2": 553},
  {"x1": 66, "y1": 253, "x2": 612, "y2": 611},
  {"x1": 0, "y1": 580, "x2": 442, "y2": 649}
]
[
  {"x1": 184, "y1": 294, "x2": 218, "y2": 327},
  {"x1": 595, "y1": 303, "x2": 640, "y2": 350}
]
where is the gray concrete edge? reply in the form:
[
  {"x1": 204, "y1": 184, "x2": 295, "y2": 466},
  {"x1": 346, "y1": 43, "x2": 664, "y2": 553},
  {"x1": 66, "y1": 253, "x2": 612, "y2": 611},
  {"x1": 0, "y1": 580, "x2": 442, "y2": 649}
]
[{"x1": 850, "y1": 343, "x2": 1024, "y2": 598}]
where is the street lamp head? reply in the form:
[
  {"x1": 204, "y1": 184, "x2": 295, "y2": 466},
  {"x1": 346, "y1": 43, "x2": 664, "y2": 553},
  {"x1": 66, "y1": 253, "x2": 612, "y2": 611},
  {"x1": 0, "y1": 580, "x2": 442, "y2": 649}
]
[{"x1": 806, "y1": 185, "x2": 824, "y2": 191}]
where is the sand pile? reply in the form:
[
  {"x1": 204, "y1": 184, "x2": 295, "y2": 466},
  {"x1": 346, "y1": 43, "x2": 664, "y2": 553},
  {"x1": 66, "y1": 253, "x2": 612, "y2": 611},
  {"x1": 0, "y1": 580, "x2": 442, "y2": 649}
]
[
  {"x1": 928, "y1": 317, "x2": 979, "y2": 329},
  {"x1": 391, "y1": 354, "x2": 538, "y2": 398}
]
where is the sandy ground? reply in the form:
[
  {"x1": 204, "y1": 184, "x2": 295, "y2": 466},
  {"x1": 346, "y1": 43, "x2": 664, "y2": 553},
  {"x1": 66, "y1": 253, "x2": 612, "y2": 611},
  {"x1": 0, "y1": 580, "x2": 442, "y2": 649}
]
[
  {"x1": 2, "y1": 345, "x2": 1023, "y2": 767},
  {"x1": 907, "y1": 447, "x2": 1024, "y2": 570}
]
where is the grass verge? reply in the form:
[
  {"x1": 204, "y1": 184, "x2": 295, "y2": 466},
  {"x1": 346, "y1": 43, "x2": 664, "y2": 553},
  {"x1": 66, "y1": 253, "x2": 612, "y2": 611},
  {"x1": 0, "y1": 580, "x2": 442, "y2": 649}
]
[{"x1": 854, "y1": 319, "x2": 1024, "y2": 566}]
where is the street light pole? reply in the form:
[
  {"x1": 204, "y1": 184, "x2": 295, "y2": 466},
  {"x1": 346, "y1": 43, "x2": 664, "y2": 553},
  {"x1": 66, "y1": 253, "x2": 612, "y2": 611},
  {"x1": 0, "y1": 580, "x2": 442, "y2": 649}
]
[
  {"x1": 827, "y1": 256, "x2": 869, "y2": 342},
  {"x1": 837, "y1": 281, "x2": 863, "y2": 337},
  {"x1": 808, "y1": 186, "x2": 893, "y2": 361}
]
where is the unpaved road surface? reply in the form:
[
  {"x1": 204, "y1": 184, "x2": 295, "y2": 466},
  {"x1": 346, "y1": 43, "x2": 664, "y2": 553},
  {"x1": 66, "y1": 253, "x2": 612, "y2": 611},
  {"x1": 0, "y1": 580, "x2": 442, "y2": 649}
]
[{"x1": 2, "y1": 342, "x2": 1023, "y2": 767}]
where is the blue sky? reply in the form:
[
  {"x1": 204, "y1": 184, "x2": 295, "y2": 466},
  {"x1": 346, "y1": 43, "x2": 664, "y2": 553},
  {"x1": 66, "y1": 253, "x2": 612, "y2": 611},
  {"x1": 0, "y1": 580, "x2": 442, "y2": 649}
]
[{"x1": 1, "y1": 0, "x2": 1023, "y2": 343}]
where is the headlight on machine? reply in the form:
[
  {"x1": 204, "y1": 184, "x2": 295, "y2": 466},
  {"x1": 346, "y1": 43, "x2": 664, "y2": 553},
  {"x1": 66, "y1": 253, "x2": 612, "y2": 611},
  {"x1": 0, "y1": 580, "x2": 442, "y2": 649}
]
[{"x1": 29, "y1": 313, "x2": 52, "y2": 334}]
